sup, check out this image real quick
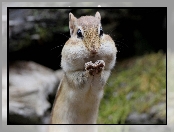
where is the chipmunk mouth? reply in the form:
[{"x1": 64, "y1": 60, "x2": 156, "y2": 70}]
[{"x1": 90, "y1": 48, "x2": 97, "y2": 54}]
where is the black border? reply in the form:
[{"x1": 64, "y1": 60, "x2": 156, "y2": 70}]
[{"x1": 7, "y1": 7, "x2": 167, "y2": 125}]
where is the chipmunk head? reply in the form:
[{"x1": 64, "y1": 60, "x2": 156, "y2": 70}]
[{"x1": 69, "y1": 12, "x2": 103, "y2": 54}]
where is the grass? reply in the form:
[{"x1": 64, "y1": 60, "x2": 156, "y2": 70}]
[{"x1": 97, "y1": 51, "x2": 166, "y2": 124}]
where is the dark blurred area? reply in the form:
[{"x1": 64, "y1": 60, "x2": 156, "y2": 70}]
[{"x1": 8, "y1": 8, "x2": 166, "y2": 70}]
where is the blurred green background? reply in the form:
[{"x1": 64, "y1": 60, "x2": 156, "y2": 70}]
[
  {"x1": 98, "y1": 51, "x2": 166, "y2": 124},
  {"x1": 9, "y1": 8, "x2": 166, "y2": 124}
]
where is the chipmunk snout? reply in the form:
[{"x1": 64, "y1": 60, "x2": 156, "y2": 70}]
[
  {"x1": 82, "y1": 28, "x2": 101, "y2": 55},
  {"x1": 90, "y1": 48, "x2": 97, "y2": 54}
]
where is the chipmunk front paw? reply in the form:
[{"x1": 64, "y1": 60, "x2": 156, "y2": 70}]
[{"x1": 85, "y1": 60, "x2": 105, "y2": 76}]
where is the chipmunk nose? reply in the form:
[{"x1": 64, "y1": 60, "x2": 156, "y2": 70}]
[{"x1": 90, "y1": 48, "x2": 97, "y2": 55}]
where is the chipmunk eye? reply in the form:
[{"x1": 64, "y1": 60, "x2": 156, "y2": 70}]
[
  {"x1": 99, "y1": 27, "x2": 103, "y2": 36},
  {"x1": 77, "y1": 29, "x2": 83, "y2": 38}
]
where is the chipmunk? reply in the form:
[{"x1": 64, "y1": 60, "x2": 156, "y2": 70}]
[{"x1": 50, "y1": 11, "x2": 117, "y2": 124}]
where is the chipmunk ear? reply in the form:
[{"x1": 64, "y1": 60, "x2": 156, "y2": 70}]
[
  {"x1": 69, "y1": 13, "x2": 77, "y2": 36},
  {"x1": 95, "y1": 11, "x2": 101, "y2": 21}
]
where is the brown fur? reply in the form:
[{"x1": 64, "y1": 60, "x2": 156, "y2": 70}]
[{"x1": 50, "y1": 11, "x2": 117, "y2": 126}]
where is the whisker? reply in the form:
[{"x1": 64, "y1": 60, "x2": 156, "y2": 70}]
[
  {"x1": 50, "y1": 33, "x2": 69, "y2": 51},
  {"x1": 58, "y1": 33, "x2": 70, "y2": 39},
  {"x1": 57, "y1": 54, "x2": 61, "y2": 58},
  {"x1": 108, "y1": 28, "x2": 117, "y2": 36},
  {"x1": 50, "y1": 44, "x2": 64, "y2": 51},
  {"x1": 114, "y1": 38, "x2": 129, "y2": 53}
]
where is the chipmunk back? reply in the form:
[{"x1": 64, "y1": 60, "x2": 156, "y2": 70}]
[{"x1": 50, "y1": 11, "x2": 117, "y2": 125}]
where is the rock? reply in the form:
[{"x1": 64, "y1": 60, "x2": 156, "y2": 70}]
[
  {"x1": 55, "y1": 69, "x2": 64, "y2": 81},
  {"x1": 126, "y1": 112, "x2": 150, "y2": 124},
  {"x1": 9, "y1": 61, "x2": 61, "y2": 124},
  {"x1": 50, "y1": 69, "x2": 63, "y2": 96},
  {"x1": 126, "y1": 102, "x2": 166, "y2": 124},
  {"x1": 149, "y1": 102, "x2": 166, "y2": 124}
]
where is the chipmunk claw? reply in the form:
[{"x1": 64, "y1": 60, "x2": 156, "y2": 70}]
[{"x1": 85, "y1": 60, "x2": 105, "y2": 76}]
